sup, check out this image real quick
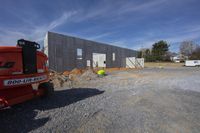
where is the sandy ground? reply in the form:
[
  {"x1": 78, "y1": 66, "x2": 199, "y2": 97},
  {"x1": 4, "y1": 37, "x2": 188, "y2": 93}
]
[{"x1": 0, "y1": 67, "x2": 200, "y2": 133}]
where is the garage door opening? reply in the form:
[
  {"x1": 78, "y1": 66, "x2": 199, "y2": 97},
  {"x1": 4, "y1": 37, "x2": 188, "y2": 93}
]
[{"x1": 93, "y1": 53, "x2": 106, "y2": 68}]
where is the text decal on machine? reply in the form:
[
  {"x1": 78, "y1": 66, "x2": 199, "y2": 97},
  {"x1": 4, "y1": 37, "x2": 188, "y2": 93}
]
[{"x1": 4, "y1": 75, "x2": 47, "y2": 86}]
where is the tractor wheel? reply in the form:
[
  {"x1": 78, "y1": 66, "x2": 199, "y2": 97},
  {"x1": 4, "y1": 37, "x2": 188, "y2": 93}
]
[{"x1": 39, "y1": 82, "x2": 54, "y2": 97}]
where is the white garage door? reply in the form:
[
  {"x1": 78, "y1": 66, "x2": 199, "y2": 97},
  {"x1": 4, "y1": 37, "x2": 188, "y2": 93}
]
[{"x1": 93, "y1": 53, "x2": 106, "y2": 67}]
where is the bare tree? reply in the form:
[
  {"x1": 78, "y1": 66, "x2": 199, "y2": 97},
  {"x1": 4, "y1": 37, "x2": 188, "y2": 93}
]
[
  {"x1": 190, "y1": 45, "x2": 200, "y2": 60},
  {"x1": 180, "y1": 41, "x2": 197, "y2": 56}
]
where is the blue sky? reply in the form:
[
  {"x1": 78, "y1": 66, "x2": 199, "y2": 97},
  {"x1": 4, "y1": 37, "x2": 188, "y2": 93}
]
[{"x1": 0, "y1": 0, "x2": 200, "y2": 52}]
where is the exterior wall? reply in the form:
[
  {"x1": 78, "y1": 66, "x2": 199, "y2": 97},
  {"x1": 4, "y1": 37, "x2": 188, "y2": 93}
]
[{"x1": 45, "y1": 32, "x2": 138, "y2": 72}]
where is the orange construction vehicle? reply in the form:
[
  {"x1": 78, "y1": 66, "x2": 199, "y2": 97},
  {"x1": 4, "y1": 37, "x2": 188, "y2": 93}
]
[{"x1": 0, "y1": 39, "x2": 54, "y2": 109}]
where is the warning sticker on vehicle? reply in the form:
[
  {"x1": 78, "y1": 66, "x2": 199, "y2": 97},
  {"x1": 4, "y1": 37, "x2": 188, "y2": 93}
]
[{"x1": 4, "y1": 75, "x2": 47, "y2": 86}]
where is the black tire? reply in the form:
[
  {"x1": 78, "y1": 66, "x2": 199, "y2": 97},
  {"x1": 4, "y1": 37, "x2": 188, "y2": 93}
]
[{"x1": 39, "y1": 82, "x2": 54, "y2": 97}]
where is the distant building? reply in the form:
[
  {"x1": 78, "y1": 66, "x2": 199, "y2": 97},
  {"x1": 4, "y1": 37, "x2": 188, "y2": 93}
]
[
  {"x1": 170, "y1": 54, "x2": 188, "y2": 63},
  {"x1": 171, "y1": 56, "x2": 181, "y2": 63}
]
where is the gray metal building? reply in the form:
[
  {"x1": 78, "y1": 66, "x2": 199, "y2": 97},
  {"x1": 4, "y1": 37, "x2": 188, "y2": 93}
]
[{"x1": 44, "y1": 32, "x2": 138, "y2": 72}]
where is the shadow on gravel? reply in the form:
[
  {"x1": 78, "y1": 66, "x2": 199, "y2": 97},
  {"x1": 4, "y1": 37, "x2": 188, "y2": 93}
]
[{"x1": 0, "y1": 88, "x2": 104, "y2": 133}]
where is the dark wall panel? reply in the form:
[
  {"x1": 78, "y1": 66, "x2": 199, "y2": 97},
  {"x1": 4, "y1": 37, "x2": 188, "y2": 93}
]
[{"x1": 46, "y1": 32, "x2": 138, "y2": 72}]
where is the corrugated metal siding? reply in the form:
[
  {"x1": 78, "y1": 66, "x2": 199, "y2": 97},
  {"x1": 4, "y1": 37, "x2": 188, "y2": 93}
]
[{"x1": 45, "y1": 31, "x2": 138, "y2": 72}]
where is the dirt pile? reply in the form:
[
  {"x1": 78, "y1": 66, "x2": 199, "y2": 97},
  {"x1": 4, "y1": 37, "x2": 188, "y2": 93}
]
[
  {"x1": 77, "y1": 69, "x2": 98, "y2": 81},
  {"x1": 70, "y1": 68, "x2": 83, "y2": 75},
  {"x1": 50, "y1": 68, "x2": 98, "y2": 89},
  {"x1": 63, "y1": 71, "x2": 70, "y2": 76},
  {"x1": 49, "y1": 70, "x2": 68, "y2": 88},
  {"x1": 63, "y1": 68, "x2": 84, "y2": 80}
]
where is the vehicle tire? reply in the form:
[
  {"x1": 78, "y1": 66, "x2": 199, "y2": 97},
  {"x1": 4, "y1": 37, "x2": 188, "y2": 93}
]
[{"x1": 39, "y1": 82, "x2": 54, "y2": 97}]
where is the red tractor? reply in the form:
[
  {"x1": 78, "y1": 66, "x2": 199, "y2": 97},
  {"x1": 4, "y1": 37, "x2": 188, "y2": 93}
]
[{"x1": 0, "y1": 39, "x2": 54, "y2": 109}]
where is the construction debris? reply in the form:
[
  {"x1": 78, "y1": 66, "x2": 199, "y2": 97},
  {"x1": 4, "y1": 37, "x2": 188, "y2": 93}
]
[
  {"x1": 78, "y1": 69, "x2": 98, "y2": 81},
  {"x1": 49, "y1": 68, "x2": 98, "y2": 88},
  {"x1": 63, "y1": 71, "x2": 70, "y2": 76},
  {"x1": 50, "y1": 67, "x2": 137, "y2": 89},
  {"x1": 49, "y1": 70, "x2": 68, "y2": 88}
]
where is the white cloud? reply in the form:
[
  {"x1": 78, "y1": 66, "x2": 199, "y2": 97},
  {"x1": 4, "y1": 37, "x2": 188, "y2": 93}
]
[
  {"x1": 107, "y1": 27, "x2": 200, "y2": 51},
  {"x1": 87, "y1": 32, "x2": 113, "y2": 40},
  {"x1": 30, "y1": 11, "x2": 77, "y2": 42},
  {"x1": 107, "y1": 39, "x2": 130, "y2": 49},
  {"x1": 0, "y1": 30, "x2": 26, "y2": 45},
  {"x1": 1, "y1": 0, "x2": 199, "y2": 52},
  {"x1": 118, "y1": 0, "x2": 167, "y2": 14},
  {"x1": 48, "y1": 11, "x2": 77, "y2": 30},
  {"x1": 72, "y1": 0, "x2": 168, "y2": 22},
  {"x1": 166, "y1": 33, "x2": 200, "y2": 43},
  {"x1": 0, "y1": 11, "x2": 77, "y2": 45}
]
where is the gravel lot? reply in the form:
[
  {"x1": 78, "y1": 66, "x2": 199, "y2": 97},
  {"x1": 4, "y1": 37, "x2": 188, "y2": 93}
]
[{"x1": 1, "y1": 67, "x2": 200, "y2": 133}]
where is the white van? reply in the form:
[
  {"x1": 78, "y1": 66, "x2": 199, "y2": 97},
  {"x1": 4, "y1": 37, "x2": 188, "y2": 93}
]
[{"x1": 185, "y1": 60, "x2": 200, "y2": 67}]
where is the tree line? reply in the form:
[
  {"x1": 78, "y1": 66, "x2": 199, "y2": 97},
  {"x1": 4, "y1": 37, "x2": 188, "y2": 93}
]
[{"x1": 138, "y1": 40, "x2": 200, "y2": 62}]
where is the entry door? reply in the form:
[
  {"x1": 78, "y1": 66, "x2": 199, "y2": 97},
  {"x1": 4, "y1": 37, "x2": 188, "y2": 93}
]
[{"x1": 93, "y1": 53, "x2": 106, "y2": 67}]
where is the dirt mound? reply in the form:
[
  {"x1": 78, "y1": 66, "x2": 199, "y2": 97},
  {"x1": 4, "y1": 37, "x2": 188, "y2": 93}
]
[
  {"x1": 49, "y1": 69, "x2": 98, "y2": 89},
  {"x1": 78, "y1": 69, "x2": 98, "y2": 81},
  {"x1": 63, "y1": 71, "x2": 70, "y2": 76},
  {"x1": 70, "y1": 68, "x2": 83, "y2": 75},
  {"x1": 63, "y1": 68, "x2": 83, "y2": 76},
  {"x1": 49, "y1": 70, "x2": 68, "y2": 88}
]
